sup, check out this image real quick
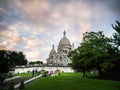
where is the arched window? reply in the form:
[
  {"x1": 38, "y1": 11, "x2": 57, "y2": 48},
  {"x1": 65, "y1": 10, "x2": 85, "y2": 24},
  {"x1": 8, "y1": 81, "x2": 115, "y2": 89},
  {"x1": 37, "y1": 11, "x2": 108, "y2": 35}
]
[
  {"x1": 60, "y1": 57, "x2": 62, "y2": 61},
  {"x1": 65, "y1": 50, "x2": 67, "y2": 54},
  {"x1": 51, "y1": 56, "x2": 53, "y2": 59}
]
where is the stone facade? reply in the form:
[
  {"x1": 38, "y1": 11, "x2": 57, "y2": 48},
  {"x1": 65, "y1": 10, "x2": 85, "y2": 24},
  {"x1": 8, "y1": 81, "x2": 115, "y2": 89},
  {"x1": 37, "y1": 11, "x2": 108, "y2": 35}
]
[
  {"x1": 47, "y1": 31, "x2": 73, "y2": 66},
  {"x1": 15, "y1": 66, "x2": 74, "y2": 73}
]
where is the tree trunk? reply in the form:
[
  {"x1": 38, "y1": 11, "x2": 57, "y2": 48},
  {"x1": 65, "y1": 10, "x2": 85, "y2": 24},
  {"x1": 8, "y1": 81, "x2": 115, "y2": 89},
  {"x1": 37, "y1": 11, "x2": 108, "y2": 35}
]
[
  {"x1": 83, "y1": 71, "x2": 86, "y2": 78},
  {"x1": 98, "y1": 67, "x2": 102, "y2": 77},
  {"x1": 0, "y1": 74, "x2": 5, "y2": 85}
]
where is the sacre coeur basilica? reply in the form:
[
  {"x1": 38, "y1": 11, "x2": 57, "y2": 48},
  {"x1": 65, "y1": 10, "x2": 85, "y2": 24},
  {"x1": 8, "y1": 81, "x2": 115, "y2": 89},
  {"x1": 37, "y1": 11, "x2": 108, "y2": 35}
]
[{"x1": 46, "y1": 31, "x2": 74, "y2": 66}]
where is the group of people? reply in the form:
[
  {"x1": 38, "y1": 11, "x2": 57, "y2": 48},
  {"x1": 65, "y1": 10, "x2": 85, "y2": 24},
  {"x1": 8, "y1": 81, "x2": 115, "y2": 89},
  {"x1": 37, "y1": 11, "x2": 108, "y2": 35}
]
[
  {"x1": 32, "y1": 69, "x2": 38, "y2": 76},
  {"x1": 31, "y1": 69, "x2": 61, "y2": 77}
]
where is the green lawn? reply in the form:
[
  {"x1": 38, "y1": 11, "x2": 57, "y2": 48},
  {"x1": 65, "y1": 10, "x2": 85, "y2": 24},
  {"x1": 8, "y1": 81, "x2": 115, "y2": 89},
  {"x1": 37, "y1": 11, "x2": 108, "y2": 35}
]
[
  {"x1": 14, "y1": 73, "x2": 33, "y2": 77},
  {"x1": 23, "y1": 73, "x2": 120, "y2": 90}
]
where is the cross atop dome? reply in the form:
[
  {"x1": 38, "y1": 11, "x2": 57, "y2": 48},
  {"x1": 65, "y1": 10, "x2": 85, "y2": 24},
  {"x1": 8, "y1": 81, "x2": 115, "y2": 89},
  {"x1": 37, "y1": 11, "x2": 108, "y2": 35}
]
[
  {"x1": 63, "y1": 30, "x2": 66, "y2": 37},
  {"x1": 52, "y1": 45, "x2": 54, "y2": 49}
]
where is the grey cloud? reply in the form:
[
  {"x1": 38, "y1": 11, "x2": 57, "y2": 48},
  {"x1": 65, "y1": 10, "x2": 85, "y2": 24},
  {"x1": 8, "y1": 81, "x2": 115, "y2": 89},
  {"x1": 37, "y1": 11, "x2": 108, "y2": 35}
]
[
  {"x1": 87, "y1": 0, "x2": 120, "y2": 15},
  {"x1": 0, "y1": 0, "x2": 11, "y2": 21},
  {"x1": 0, "y1": 0, "x2": 10, "y2": 10},
  {"x1": 107, "y1": 0, "x2": 120, "y2": 14},
  {"x1": 0, "y1": 23, "x2": 8, "y2": 32},
  {"x1": 0, "y1": 23, "x2": 7, "y2": 29},
  {"x1": 0, "y1": 0, "x2": 25, "y2": 25}
]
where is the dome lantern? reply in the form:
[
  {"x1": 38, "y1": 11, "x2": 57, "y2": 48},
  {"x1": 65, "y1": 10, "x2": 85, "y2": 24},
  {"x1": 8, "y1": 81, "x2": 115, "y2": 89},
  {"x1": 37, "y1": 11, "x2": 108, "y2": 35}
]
[
  {"x1": 63, "y1": 30, "x2": 66, "y2": 37},
  {"x1": 52, "y1": 45, "x2": 54, "y2": 49}
]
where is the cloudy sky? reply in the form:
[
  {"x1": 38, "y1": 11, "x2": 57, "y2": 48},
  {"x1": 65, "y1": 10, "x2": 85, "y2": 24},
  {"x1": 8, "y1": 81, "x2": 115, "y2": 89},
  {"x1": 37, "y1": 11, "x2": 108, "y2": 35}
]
[{"x1": 0, "y1": 0, "x2": 120, "y2": 63}]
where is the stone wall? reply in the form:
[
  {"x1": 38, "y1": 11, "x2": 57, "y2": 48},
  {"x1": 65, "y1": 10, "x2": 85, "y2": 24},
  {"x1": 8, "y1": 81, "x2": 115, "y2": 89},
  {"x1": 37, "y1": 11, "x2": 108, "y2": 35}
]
[{"x1": 15, "y1": 66, "x2": 74, "y2": 73}]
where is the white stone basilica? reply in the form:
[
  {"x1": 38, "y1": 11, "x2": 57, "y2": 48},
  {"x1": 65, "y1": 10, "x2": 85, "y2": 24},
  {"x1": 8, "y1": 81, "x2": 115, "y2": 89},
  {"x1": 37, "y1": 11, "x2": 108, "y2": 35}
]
[{"x1": 46, "y1": 31, "x2": 74, "y2": 66}]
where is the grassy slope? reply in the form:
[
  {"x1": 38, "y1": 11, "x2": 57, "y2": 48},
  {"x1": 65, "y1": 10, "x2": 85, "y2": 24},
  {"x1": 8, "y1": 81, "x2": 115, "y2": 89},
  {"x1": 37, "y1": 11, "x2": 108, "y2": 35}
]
[
  {"x1": 23, "y1": 73, "x2": 120, "y2": 90},
  {"x1": 14, "y1": 73, "x2": 32, "y2": 77}
]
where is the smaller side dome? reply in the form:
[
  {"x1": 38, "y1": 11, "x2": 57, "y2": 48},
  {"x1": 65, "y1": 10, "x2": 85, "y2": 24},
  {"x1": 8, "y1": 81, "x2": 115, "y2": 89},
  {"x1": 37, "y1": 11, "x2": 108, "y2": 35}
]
[{"x1": 50, "y1": 45, "x2": 56, "y2": 55}]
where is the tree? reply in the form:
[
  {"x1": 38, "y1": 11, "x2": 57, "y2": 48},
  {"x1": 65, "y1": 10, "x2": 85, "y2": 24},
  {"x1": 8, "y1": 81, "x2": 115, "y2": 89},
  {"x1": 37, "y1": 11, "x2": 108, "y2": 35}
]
[
  {"x1": 9, "y1": 51, "x2": 27, "y2": 65},
  {"x1": 112, "y1": 20, "x2": 120, "y2": 48},
  {"x1": 110, "y1": 21, "x2": 120, "y2": 78},
  {"x1": 0, "y1": 50, "x2": 10, "y2": 74},
  {"x1": 83, "y1": 31, "x2": 120, "y2": 77},
  {"x1": 0, "y1": 50, "x2": 14, "y2": 85},
  {"x1": 70, "y1": 45, "x2": 91, "y2": 78},
  {"x1": 29, "y1": 61, "x2": 43, "y2": 66},
  {"x1": 70, "y1": 31, "x2": 115, "y2": 77},
  {"x1": 82, "y1": 31, "x2": 113, "y2": 76},
  {"x1": 0, "y1": 50, "x2": 28, "y2": 85}
]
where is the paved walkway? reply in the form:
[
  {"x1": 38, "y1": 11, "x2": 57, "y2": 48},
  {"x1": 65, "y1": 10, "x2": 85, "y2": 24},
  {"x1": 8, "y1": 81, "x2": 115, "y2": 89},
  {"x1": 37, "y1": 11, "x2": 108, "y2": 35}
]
[
  {"x1": 4, "y1": 76, "x2": 21, "y2": 83},
  {"x1": 14, "y1": 74, "x2": 42, "y2": 90}
]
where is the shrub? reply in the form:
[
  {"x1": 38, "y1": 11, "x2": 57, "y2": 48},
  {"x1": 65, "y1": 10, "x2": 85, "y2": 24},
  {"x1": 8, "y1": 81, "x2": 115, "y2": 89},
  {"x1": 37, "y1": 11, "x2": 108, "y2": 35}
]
[
  {"x1": 19, "y1": 80, "x2": 25, "y2": 89},
  {"x1": 8, "y1": 81, "x2": 14, "y2": 90},
  {"x1": 42, "y1": 71, "x2": 48, "y2": 77},
  {"x1": 55, "y1": 69, "x2": 61, "y2": 74},
  {"x1": 40, "y1": 70, "x2": 47, "y2": 77},
  {"x1": 9, "y1": 73, "x2": 13, "y2": 78}
]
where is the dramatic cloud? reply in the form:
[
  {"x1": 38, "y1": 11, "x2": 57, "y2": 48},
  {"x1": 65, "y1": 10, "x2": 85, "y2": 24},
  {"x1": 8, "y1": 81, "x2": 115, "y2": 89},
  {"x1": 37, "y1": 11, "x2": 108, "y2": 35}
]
[
  {"x1": 0, "y1": 28, "x2": 22, "y2": 50},
  {"x1": 0, "y1": 0, "x2": 119, "y2": 62}
]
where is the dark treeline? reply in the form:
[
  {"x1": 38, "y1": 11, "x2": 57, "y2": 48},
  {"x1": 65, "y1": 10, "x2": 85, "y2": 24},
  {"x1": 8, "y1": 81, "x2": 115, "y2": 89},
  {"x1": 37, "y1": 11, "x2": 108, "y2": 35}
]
[
  {"x1": 29, "y1": 61, "x2": 43, "y2": 65},
  {"x1": 0, "y1": 50, "x2": 27, "y2": 84},
  {"x1": 0, "y1": 50, "x2": 28, "y2": 73},
  {"x1": 69, "y1": 21, "x2": 120, "y2": 80}
]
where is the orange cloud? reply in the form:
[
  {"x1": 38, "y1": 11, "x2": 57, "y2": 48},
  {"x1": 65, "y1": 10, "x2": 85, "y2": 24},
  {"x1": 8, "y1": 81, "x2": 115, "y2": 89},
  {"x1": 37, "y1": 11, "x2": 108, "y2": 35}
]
[{"x1": 0, "y1": 29, "x2": 22, "y2": 50}]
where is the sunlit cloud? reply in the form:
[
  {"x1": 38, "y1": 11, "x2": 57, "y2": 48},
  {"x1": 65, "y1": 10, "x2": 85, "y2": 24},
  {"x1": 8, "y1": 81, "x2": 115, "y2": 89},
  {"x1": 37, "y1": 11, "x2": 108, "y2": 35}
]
[
  {"x1": 24, "y1": 51, "x2": 42, "y2": 61},
  {"x1": 0, "y1": 28, "x2": 22, "y2": 50}
]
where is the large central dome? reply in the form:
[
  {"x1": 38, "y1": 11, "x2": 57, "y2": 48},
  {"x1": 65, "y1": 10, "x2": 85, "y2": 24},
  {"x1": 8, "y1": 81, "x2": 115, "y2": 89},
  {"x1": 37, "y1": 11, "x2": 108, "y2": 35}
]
[{"x1": 58, "y1": 31, "x2": 71, "y2": 49}]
